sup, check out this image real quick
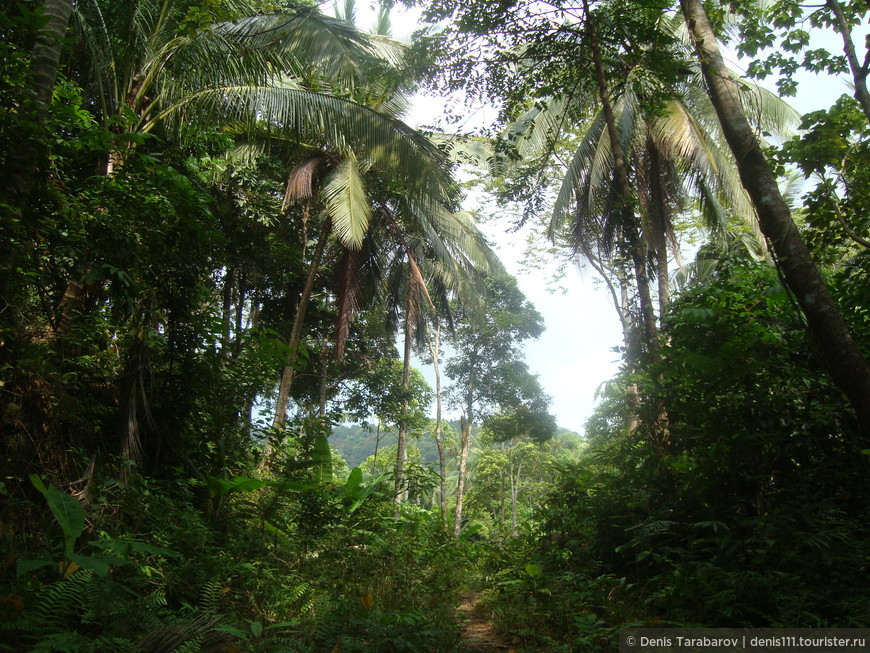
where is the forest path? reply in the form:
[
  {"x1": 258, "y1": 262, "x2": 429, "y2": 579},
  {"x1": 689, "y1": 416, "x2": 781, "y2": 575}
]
[{"x1": 457, "y1": 592, "x2": 517, "y2": 652}]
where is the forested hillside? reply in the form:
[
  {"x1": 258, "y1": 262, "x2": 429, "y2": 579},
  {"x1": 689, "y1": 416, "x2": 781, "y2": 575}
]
[{"x1": 1, "y1": 0, "x2": 869, "y2": 651}]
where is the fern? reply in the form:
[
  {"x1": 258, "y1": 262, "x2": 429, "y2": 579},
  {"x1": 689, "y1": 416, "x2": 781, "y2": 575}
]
[{"x1": 199, "y1": 578, "x2": 224, "y2": 614}]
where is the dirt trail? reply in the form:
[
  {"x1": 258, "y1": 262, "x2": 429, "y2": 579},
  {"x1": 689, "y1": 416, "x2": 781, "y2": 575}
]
[{"x1": 457, "y1": 592, "x2": 517, "y2": 652}]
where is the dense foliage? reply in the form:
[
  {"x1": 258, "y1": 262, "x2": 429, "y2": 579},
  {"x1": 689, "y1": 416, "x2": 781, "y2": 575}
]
[{"x1": 2, "y1": 0, "x2": 870, "y2": 651}]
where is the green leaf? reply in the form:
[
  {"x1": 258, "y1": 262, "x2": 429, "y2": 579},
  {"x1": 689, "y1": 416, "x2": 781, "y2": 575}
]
[
  {"x1": 67, "y1": 553, "x2": 117, "y2": 577},
  {"x1": 16, "y1": 558, "x2": 54, "y2": 576},
  {"x1": 207, "y1": 476, "x2": 270, "y2": 496},
  {"x1": 30, "y1": 475, "x2": 84, "y2": 556},
  {"x1": 524, "y1": 563, "x2": 542, "y2": 578},
  {"x1": 347, "y1": 472, "x2": 389, "y2": 513},
  {"x1": 250, "y1": 621, "x2": 263, "y2": 638},
  {"x1": 344, "y1": 467, "x2": 363, "y2": 499},
  {"x1": 311, "y1": 434, "x2": 333, "y2": 484},
  {"x1": 89, "y1": 538, "x2": 179, "y2": 558},
  {"x1": 213, "y1": 624, "x2": 249, "y2": 640},
  {"x1": 323, "y1": 154, "x2": 371, "y2": 249}
]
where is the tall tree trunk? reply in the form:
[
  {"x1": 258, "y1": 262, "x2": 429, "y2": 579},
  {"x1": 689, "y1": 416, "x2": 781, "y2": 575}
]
[
  {"x1": 827, "y1": 0, "x2": 870, "y2": 122},
  {"x1": 510, "y1": 454, "x2": 523, "y2": 538},
  {"x1": 582, "y1": 0, "x2": 660, "y2": 359},
  {"x1": 272, "y1": 218, "x2": 331, "y2": 431},
  {"x1": 681, "y1": 0, "x2": 870, "y2": 428},
  {"x1": 499, "y1": 476, "x2": 506, "y2": 529},
  {"x1": 453, "y1": 407, "x2": 473, "y2": 538},
  {"x1": 645, "y1": 139, "x2": 672, "y2": 318},
  {"x1": 221, "y1": 267, "x2": 236, "y2": 361},
  {"x1": 372, "y1": 421, "x2": 381, "y2": 474},
  {"x1": 394, "y1": 303, "x2": 413, "y2": 507},
  {"x1": 317, "y1": 337, "x2": 330, "y2": 417},
  {"x1": 583, "y1": 0, "x2": 668, "y2": 443},
  {"x1": 427, "y1": 322, "x2": 448, "y2": 525},
  {"x1": 1, "y1": 0, "x2": 75, "y2": 302}
]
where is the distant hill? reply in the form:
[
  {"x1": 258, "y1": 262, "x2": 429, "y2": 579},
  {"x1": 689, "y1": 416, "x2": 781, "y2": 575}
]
[
  {"x1": 329, "y1": 422, "x2": 460, "y2": 468},
  {"x1": 329, "y1": 421, "x2": 584, "y2": 469}
]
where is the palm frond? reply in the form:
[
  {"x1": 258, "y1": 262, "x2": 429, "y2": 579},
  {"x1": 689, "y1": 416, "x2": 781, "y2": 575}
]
[
  {"x1": 323, "y1": 153, "x2": 371, "y2": 249},
  {"x1": 154, "y1": 84, "x2": 458, "y2": 207},
  {"x1": 550, "y1": 113, "x2": 607, "y2": 242},
  {"x1": 284, "y1": 156, "x2": 326, "y2": 209},
  {"x1": 335, "y1": 246, "x2": 363, "y2": 359}
]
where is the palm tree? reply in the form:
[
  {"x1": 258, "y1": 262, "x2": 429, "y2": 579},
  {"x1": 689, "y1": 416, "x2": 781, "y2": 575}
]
[
  {"x1": 0, "y1": 0, "x2": 75, "y2": 304},
  {"x1": 268, "y1": 6, "x2": 499, "y2": 434},
  {"x1": 680, "y1": 0, "x2": 870, "y2": 427},
  {"x1": 498, "y1": 11, "x2": 795, "y2": 357}
]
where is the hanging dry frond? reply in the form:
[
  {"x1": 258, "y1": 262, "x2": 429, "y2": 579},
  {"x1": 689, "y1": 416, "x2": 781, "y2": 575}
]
[
  {"x1": 283, "y1": 156, "x2": 325, "y2": 210},
  {"x1": 334, "y1": 246, "x2": 362, "y2": 360}
]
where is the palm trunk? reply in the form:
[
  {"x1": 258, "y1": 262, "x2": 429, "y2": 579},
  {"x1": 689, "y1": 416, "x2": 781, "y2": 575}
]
[
  {"x1": 582, "y1": 0, "x2": 659, "y2": 358},
  {"x1": 583, "y1": 0, "x2": 667, "y2": 442},
  {"x1": 221, "y1": 268, "x2": 236, "y2": 361},
  {"x1": 1, "y1": 0, "x2": 75, "y2": 303},
  {"x1": 317, "y1": 337, "x2": 329, "y2": 417},
  {"x1": 645, "y1": 139, "x2": 671, "y2": 317},
  {"x1": 272, "y1": 218, "x2": 331, "y2": 431},
  {"x1": 681, "y1": 0, "x2": 870, "y2": 428}
]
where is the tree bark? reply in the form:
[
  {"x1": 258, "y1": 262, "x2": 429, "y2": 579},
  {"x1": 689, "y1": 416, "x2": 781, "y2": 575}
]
[
  {"x1": 681, "y1": 0, "x2": 870, "y2": 428},
  {"x1": 272, "y1": 218, "x2": 331, "y2": 430},
  {"x1": 427, "y1": 322, "x2": 448, "y2": 525},
  {"x1": 645, "y1": 138, "x2": 672, "y2": 318},
  {"x1": 827, "y1": 0, "x2": 870, "y2": 122},
  {"x1": 582, "y1": 0, "x2": 660, "y2": 358},
  {"x1": 372, "y1": 421, "x2": 381, "y2": 474},
  {"x1": 394, "y1": 302, "x2": 413, "y2": 507},
  {"x1": 510, "y1": 455, "x2": 523, "y2": 538},
  {"x1": 1, "y1": 0, "x2": 75, "y2": 301},
  {"x1": 453, "y1": 408, "x2": 473, "y2": 538}
]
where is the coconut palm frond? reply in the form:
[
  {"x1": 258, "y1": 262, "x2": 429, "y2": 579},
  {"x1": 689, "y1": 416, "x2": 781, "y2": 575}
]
[
  {"x1": 430, "y1": 133, "x2": 494, "y2": 170},
  {"x1": 219, "y1": 10, "x2": 376, "y2": 85},
  {"x1": 372, "y1": 6, "x2": 393, "y2": 38},
  {"x1": 154, "y1": 84, "x2": 457, "y2": 203},
  {"x1": 408, "y1": 254, "x2": 434, "y2": 309},
  {"x1": 550, "y1": 113, "x2": 608, "y2": 240},
  {"x1": 323, "y1": 154, "x2": 371, "y2": 249},
  {"x1": 734, "y1": 77, "x2": 801, "y2": 140}
]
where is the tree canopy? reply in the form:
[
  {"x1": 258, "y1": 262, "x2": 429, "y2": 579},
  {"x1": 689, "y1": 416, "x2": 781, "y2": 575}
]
[{"x1": 1, "y1": 0, "x2": 869, "y2": 649}]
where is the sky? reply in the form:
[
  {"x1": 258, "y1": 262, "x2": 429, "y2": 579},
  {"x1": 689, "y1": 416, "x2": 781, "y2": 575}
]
[{"x1": 353, "y1": 1, "x2": 862, "y2": 435}]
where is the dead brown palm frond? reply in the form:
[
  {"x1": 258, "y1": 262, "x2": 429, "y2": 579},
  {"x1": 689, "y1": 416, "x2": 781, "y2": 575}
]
[
  {"x1": 335, "y1": 246, "x2": 363, "y2": 359},
  {"x1": 283, "y1": 155, "x2": 326, "y2": 209}
]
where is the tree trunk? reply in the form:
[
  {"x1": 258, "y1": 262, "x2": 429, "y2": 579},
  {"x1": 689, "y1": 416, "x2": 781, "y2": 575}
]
[
  {"x1": 1, "y1": 0, "x2": 75, "y2": 303},
  {"x1": 272, "y1": 218, "x2": 331, "y2": 431},
  {"x1": 510, "y1": 454, "x2": 523, "y2": 538},
  {"x1": 427, "y1": 322, "x2": 448, "y2": 525},
  {"x1": 394, "y1": 303, "x2": 413, "y2": 507},
  {"x1": 681, "y1": 0, "x2": 870, "y2": 428},
  {"x1": 582, "y1": 0, "x2": 660, "y2": 360},
  {"x1": 317, "y1": 337, "x2": 329, "y2": 417},
  {"x1": 827, "y1": 0, "x2": 870, "y2": 122},
  {"x1": 453, "y1": 409, "x2": 473, "y2": 538},
  {"x1": 645, "y1": 138, "x2": 671, "y2": 318},
  {"x1": 221, "y1": 267, "x2": 236, "y2": 361},
  {"x1": 372, "y1": 421, "x2": 381, "y2": 474}
]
